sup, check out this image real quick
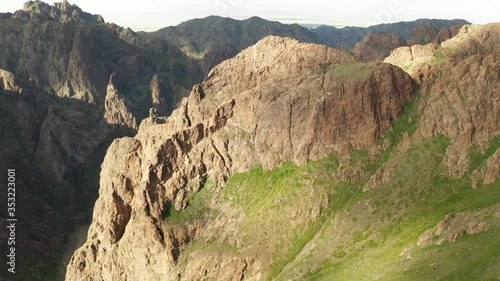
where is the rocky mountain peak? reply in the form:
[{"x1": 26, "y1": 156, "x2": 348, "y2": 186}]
[
  {"x1": 204, "y1": 36, "x2": 356, "y2": 92},
  {"x1": 20, "y1": 0, "x2": 104, "y2": 24},
  {"x1": 66, "y1": 36, "x2": 416, "y2": 280},
  {"x1": 407, "y1": 25, "x2": 439, "y2": 45},
  {"x1": 103, "y1": 73, "x2": 138, "y2": 131},
  {"x1": 441, "y1": 23, "x2": 500, "y2": 59}
]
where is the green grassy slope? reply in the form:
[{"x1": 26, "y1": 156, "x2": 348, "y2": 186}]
[{"x1": 170, "y1": 90, "x2": 500, "y2": 280}]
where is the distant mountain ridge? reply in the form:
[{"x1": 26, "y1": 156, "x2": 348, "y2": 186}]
[
  {"x1": 140, "y1": 16, "x2": 469, "y2": 68},
  {"x1": 139, "y1": 16, "x2": 320, "y2": 72},
  {"x1": 141, "y1": 16, "x2": 319, "y2": 55},
  {"x1": 313, "y1": 18, "x2": 470, "y2": 48}
]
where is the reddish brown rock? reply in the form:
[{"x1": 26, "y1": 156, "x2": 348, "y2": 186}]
[
  {"x1": 103, "y1": 74, "x2": 138, "y2": 131},
  {"x1": 417, "y1": 24, "x2": 500, "y2": 176},
  {"x1": 384, "y1": 43, "x2": 444, "y2": 81},
  {"x1": 66, "y1": 36, "x2": 416, "y2": 281},
  {"x1": 407, "y1": 25, "x2": 439, "y2": 46},
  {"x1": 354, "y1": 32, "x2": 407, "y2": 62},
  {"x1": 384, "y1": 24, "x2": 500, "y2": 178},
  {"x1": 433, "y1": 25, "x2": 463, "y2": 45}
]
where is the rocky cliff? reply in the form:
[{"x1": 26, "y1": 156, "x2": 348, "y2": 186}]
[
  {"x1": 277, "y1": 23, "x2": 500, "y2": 280},
  {"x1": 142, "y1": 16, "x2": 320, "y2": 73},
  {"x1": 418, "y1": 24, "x2": 500, "y2": 178},
  {"x1": 0, "y1": 2, "x2": 207, "y2": 280},
  {"x1": 0, "y1": 69, "x2": 68, "y2": 280},
  {"x1": 21, "y1": 0, "x2": 104, "y2": 25},
  {"x1": 66, "y1": 23, "x2": 500, "y2": 281},
  {"x1": 379, "y1": 23, "x2": 500, "y2": 183},
  {"x1": 407, "y1": 25, "x2": 439, "y2": 46},
  {"x1": 1, "y1": 2, "x2": 498, "y2": 280},
  {"x1": 66, "y1": 36, "x2": 416, "y2": 281},
  {"x1": 354, "y1": 32, "x2": 407, "y2": 62}
]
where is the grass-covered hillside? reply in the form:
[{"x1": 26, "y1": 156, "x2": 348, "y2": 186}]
[{"x1": 167, "y1": 89, "x2": 500, "y2": 280}]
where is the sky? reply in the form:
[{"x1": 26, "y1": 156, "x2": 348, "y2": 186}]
[{"x1": 1, "y1": 0, "x2": 499, "y2": 31}]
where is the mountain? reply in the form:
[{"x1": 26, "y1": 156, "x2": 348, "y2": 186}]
[
  {"x1": 0, "y1": 2, "x2": 206, "y2": 280},
  {"x1": 21, "y1": 0, "x2": 104, "y2": 25},
  {"x1": 0, "y1": 2, "x2": 498, "y2": 281},
  {"x1": 66, "y1": 35, "x2": 416, "y2": 281},
  {"x1": 66, "y1": 22, "x2": 500, "y2": 280},
  {"x1": 354, "y1": 32, "x2": 407, "y2": 62},
  {"x1": 313, "y1": 18, "x2": 470, "y2": 48},
  {"x1": 0, "y1": 1, "x2": 204, "y2": 115},
  {"x1": 141, "y1": 17, "x2": 469, "y2": 69},
  {"x1": 139, "y1": 16, "x2": 320, "y2": 72}
]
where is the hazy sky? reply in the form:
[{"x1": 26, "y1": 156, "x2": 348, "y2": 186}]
[{"x1": 2, "y1": 0, "x2": 499, "y2": 31}]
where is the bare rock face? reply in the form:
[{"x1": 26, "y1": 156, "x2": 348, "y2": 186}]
[
  {"x1": 0, "y1": 68, "x2": 69, "y2": 280},
  {"x1": 416, "y1": 24, "x2": 500, "y2": 177},
  {"x1": 0, "y1": 69, "x2": 21, "y2": 92},
  {"x1": 481, "y1": 149, "x2": 500, "y2": 185},
  {"x1": 150, "y1": 74, "x2": 167, "y2": 116},
  {"x1": 0, "y1": 69, "x2": 43, "y2": 154},
  {"x1": 0, "y1": 5, "x2": 210, "y2": 277},
  {"x1": 66, "y1": 36, "x2": 416, "y2": 281},
  {"x1": 407, "y1": 25, "x2": 439, "y2": 46},
  {"x1": 2, "y1": 18, "x2": 134, "y2": 104},
  {"x1": 385, "y1": 24, "x2": 500, "y2": 179},
  {"x1": 1, "y1": 2, "x2": 200, "y2": 118},
  {"x1": 103, "y1": 74, "x2": 138, "y2": 131},
  {"x1": 384, "y1": 43, "x2": 444, "y2": 81},
  {"x1": 354, "y1": 32, "x2": 407, "y2": 62},
  {"x1": 106, "y1": 23, "x2": 145, "y2": 47}
]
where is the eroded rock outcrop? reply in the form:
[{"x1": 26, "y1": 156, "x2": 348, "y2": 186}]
[
  {"x1": 442, "y1": 23, "x2": 500, "y2": 60},
  {"x1": 1, "y1": 1, "x2": 204, "y2": 116},
  {"x1": 407, "y1": 25, "x2": 439, "y2": 46},
  {"x1": 382, "y1": 23, "x2": 500, "y2": 179},
  {"x1": 103, "y1": 74, "x2": 138, "y2": 131},
  {"x1": 384, "y1": 43, "x2": 444, "y2": 80},
  {"x1": 20, "y1": 0, "x2": 104, "y2": 25},
  {"x1": 66, "y1": 36, "x2": 416, "y2": 281},
  {"x1": 0, "y1": 4, "x2": 217, "y2": 277},
  {"x1": 417, "y1": 205, "x2": 500, "y2": 246},
  {"x1": 416, "y1": 24, "x2": 500, "y2": 177},
  {"x1": 0, "y1": 69, "x2": 21, "y2": 92}
]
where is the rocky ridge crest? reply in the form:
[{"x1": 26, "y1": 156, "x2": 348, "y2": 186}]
[
  {"x1": 368, "y1": 23, "x2": 500, "y2": 189},
  {"x1": 19, "y1": 0, "x2": 104, "y2": 24}
]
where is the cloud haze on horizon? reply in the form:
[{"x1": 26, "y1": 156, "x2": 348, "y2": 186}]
[{"x1": 2, "y1": 0, "x2": 499, "y2": 31}]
